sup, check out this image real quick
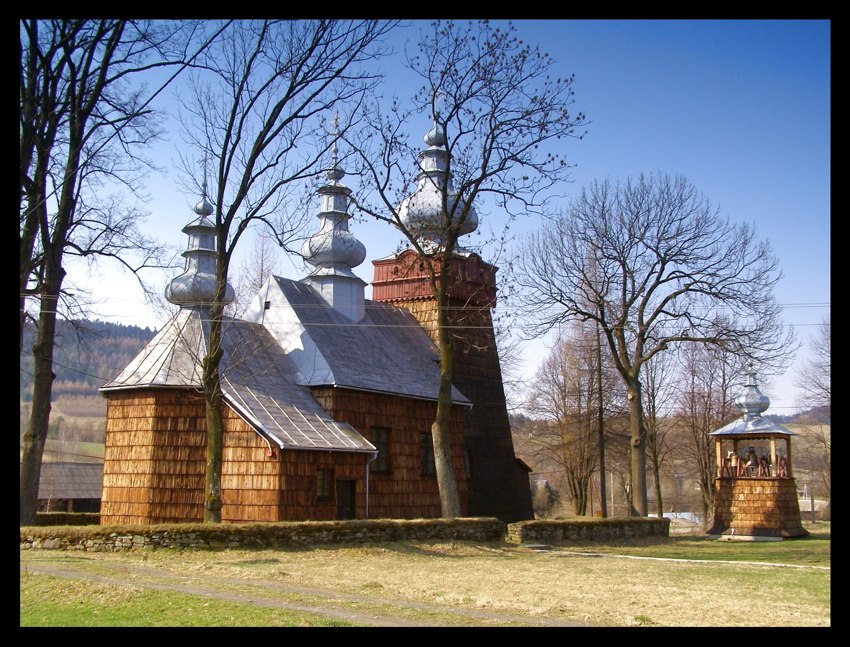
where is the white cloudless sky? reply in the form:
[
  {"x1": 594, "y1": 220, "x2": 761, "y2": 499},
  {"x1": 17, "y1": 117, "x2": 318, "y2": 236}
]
[{"x1": 63, "y1": 19, "x2": 830, "y2": 415}]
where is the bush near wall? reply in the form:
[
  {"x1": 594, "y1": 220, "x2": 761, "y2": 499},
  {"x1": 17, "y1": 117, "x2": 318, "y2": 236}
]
[
  {"x1": 506, "y1": 517, "x2": 670, "y2": 544},
  {"x1": 33, "y1": 512, "x2": 101, "y2": 526},
  {"x1": 20, "y1": 517, "x2": 506, "y2": 552}
]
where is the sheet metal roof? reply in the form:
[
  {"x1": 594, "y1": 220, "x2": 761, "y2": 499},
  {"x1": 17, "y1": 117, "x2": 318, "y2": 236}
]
[
  {"x1": 100, "y1": 307, "x2": 208, "y2": 389},
  {"x1": 709, "y1": 415, "x2": 796, "y2": 438},
  {"x1": 254, "y1": 276, "x2": 470, "y2": 405},
  {"x1": 100, "y1": 309, "x2": 374, "y2": 454},
  {"x1": 219, "y1": 320, "x2": 374, "y2": 452}
]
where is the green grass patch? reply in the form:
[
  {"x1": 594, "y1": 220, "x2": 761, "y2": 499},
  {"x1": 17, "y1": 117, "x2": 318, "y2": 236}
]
[
  {"x1": 19, "y1": 573, "x2": 351, "y2": 627},
  {"x1": 569, "y1": 525, "x2": 830, "y2": 566}
]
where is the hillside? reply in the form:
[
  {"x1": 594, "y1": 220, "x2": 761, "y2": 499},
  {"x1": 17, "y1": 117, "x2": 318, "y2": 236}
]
[
  {"x1": 21, "y1": 319, "x2": 156, "y2": 402},
  {"x1": 20, "y1": 320, "x2": 156, "y2": 451}
]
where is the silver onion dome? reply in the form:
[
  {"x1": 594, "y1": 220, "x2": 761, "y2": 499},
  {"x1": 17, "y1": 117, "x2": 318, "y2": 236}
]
[
  {"x1": 301, "y1": 142, "x2": 366, "y2": 275},
  {"x1": 166, "y1": 181, "x2": 234, "y2": 308},
  {"x1": 397, "y1": 119, "x2": 478, "y2": 246},
  {"x1": 735, "y1": 364, "x2": 771, "y2": 420}
]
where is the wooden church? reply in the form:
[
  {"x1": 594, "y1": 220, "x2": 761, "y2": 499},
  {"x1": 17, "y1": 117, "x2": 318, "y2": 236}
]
[{"x1": 99, "y1": 124, "x2": 533, "y2": 526}]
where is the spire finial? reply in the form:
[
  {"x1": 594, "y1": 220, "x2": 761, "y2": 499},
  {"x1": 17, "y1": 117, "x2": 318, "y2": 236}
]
[
  {"x1": 331, "y1": 113, "x2": 339, "y2": 168},
  {"x1": 326, "y1": 113, "x2": 345, "y2": 184},
  {"x1": 736, "y1": 361, "x2": 770, "y2": 418},
  {"x1": 194, "y1": 153, "x2": 214, "y2": 216}
]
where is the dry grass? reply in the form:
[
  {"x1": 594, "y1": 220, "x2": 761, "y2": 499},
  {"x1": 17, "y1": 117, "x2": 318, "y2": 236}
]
[{"x1": 21, "y1": 531, "x2": 830, "y2": 627}]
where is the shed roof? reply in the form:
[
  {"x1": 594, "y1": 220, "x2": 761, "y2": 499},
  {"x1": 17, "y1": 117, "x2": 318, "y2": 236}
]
[
  {"x1": 38, "y1": 462, "x2": 103, "y2": 500},
  {"x1": 220, "y1": 319, "x2": 374, "y2": 452}
]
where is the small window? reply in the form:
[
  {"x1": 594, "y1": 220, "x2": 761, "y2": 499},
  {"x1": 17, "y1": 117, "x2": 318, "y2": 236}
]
[
  {"x1": 371, "y1": 427, "x2": 390, "y2": 473},
  {"x1": 317, "y1": 468, "x2": 334, "y2": 499},
  {"x1": 420, "y1": 433, "x2": 435, "y2": 477}
]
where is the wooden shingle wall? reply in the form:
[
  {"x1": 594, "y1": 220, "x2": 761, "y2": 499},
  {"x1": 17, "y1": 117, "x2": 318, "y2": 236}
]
[
  {"x1": 312, "y1": 387, "x2": 469, "y2": 519},
  {"x1": 101, "y1": 390, "x2": 206, "y2": 525},
  {"x1": 103, "y1": 389, "x2": 372, "y2": 524}
]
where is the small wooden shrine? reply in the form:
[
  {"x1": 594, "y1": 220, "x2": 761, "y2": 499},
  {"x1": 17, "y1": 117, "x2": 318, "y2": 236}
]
[{"x1": 707, "y1": 366, "x2": 808, "y2": 540}]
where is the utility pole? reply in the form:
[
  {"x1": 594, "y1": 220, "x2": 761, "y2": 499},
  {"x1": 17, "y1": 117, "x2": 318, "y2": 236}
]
[{"x1": 596, "y1": 317, "x2": 607, "y2": 517}]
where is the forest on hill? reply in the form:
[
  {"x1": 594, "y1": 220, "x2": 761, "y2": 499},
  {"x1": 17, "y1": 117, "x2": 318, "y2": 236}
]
[
  {"x1": 21, "y1": 319, "x2": 156, "y2": 399},
  {"x1": 21, "y1": 319, "x2": 156, "y2": 453},
  {"x1": 20, "y1": 319, "x2": 156, "y2": 412}
]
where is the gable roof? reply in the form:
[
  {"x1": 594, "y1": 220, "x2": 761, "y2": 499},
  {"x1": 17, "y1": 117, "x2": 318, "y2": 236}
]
[
  {"x1": 100, "y1": 308, "x2": 374, "y2": 454},
  {"x1": 243, "y1": 276, "x2": 471, "y2": 405}
]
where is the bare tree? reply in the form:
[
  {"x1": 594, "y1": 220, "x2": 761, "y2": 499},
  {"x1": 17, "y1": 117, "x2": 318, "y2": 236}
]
[
  {"x1": 525, "y1": 329, "x2": 606, "y2": 515},
  {"x1": 641, "y1": 346, "x2": 678, "y2": 517},
  {"x1": 230, "y1": 231, "x2": 282, "y2": 317},
  {"x1": 493, "y1": 315, "x2": 529, "y2": 412},
  {"x1": 176, "y1": 19, "x2": 392, "y2": 522},
  {"x1": 793, "y1": 422, "x2": 831, "y2": 502},
  {"x1": 795, "y1": 316, "x2": 830, "y2": 418},
  {"x1": 349, "y1": 20, "x2": 587, "y2": 516},
  {"x1": 794, "y1": 315, "x2": 830, "y2": 500},
  {"x1": 516, "y1": 172, "x2": 797, "y2": 516},
  {"x1": 19, "y1": 19, "x2": 201, "y2": 524},
  {"x1": 670, "y1": 343, "x2": 741, "y2": 522}
]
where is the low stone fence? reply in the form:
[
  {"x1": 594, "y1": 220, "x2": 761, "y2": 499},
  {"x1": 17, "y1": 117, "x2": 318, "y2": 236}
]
[
  {"x1": 506, "y1": 517, "x2": 670, "y2": 544},
  {"x1": 20, "y1": 517, "x2": 505, "y2": 552},
  {"x1": 21, "y1": 516, "x2": 673, "y2": 552}
]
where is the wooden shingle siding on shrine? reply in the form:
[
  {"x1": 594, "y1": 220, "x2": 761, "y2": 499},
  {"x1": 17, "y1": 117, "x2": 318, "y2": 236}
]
[
  {"x1": 101, "y1": 390, "x2": 207, "y2": 525},
  {"x1": 311, "y1": 387, "x2": 469, "y2": 519},
  {"x1": 709, "y1": 478, "x2": 808, "y2": 538}
]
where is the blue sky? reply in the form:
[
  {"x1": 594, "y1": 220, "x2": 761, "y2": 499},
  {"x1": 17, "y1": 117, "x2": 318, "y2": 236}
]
[{"x1": 65, "y1": 19, "x2": 830, "y2": 414}]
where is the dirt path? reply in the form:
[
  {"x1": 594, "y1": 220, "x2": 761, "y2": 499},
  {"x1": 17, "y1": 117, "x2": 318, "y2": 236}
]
[{"x1": 20, "y1": 555, "x2": 587, "y2": 627}]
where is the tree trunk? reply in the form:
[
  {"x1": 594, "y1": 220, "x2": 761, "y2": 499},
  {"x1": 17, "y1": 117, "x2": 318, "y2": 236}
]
[
  {"x1": 432, "y1": 275, "x2": 461, "y2": 518},
  {"x1": 202, "y1": 302, "x2": 225, "y2": 523},
  {"x1": 627, "y1": 380, "x2": 649, "y2": 516},
  {"x1": 653, "y1": 456, "x2": 664, "y2": 518},
  {"x1": 19, "y1": 207, "x2": 40, "y2": 353},
  {"x1": 21, "y1": 134, "x2": 78, "y2": 525},
  {"x1": 596, "y1": 323, "x2": 607, "y2": 517},
  {"x1": 20, "y1": 273, "x2": 63, "y2": 524},
  {"x1": 575, "y1": 478, "x2": 588, "y2": 516}
]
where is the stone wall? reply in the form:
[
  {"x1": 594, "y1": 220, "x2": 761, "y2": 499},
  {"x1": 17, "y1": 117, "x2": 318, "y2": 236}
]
[
  {"x1": 506, "y1": 517, "x2": 670, "y2": 544},
  {"x1": 20, "y1": 517, "x2": 505, "y2": 552}
]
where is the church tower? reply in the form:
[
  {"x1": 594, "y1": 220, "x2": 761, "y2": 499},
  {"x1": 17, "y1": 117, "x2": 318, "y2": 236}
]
[{"x1": 371, "y1": 121, "x2": 534, "y2": 523}]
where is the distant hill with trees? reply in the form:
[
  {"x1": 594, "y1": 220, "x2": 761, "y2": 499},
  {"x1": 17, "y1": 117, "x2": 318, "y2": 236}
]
[{"x1": 21, "y1": 319, "x2": 156, "y2": 409}]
